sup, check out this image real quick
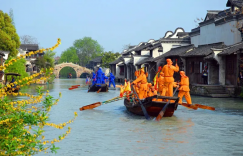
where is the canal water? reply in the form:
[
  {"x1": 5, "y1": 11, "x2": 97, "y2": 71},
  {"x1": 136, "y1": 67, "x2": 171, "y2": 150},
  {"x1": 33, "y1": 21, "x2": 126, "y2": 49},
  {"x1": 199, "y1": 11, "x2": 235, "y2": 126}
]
[{"x1": 16, "y1": 79, "x2": 243, "y2": 156}]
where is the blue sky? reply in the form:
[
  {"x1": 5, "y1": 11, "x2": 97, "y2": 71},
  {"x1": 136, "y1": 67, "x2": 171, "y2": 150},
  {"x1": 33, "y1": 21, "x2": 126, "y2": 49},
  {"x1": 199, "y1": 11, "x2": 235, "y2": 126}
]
[{"x1": 1, "y1": 0, "x2": 227, "y2": 56}]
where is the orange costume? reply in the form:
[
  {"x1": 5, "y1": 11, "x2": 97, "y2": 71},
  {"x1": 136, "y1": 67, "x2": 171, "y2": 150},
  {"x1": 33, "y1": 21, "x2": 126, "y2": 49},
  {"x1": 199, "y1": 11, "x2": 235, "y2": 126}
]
[
  {"x1": 162, "y1": 59, "x2": 179, "y2": 97},
  {"x1": 157, "y1": 72, "x2": 167, "y2": 96},
  {"x1": 132, "y1": 68, "x2": 147, "y2": 99},
  {"x1": 178, "y1": 71, "x2": 192, "y2": 104},
  {"x1": 147, "y1": 83, "x2": 153, "y2": 97}
]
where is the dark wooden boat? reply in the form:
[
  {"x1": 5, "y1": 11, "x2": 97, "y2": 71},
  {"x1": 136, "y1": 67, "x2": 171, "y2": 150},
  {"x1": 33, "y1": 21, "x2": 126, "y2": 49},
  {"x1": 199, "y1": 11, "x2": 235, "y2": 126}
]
[
  {"x1": 88, "y1": 84, "x2": 108, "y2": 92},
  {"x1": 124, "y1": 95, "x2": 179, "y2": 117}
]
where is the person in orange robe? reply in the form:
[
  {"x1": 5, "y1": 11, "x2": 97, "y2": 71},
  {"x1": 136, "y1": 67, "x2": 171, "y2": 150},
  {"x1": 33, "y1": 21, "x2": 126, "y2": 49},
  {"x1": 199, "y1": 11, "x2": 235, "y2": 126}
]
[
  {"x1": 157, "y1": 72, "x2": 167, "y2": 96},
  {"x1": 131, "y1": 68, "x2": 147, "y2": 99},
  {"x1": 135, "y1": 71, "x2": 139, "y2": 78},
  {"x1": 178, "y1": 71, "x2": 192, "y2": 104},
  {"x1": 162, "y1": 59, "x2": 179, "y2": 97},
  {"x1": 146, "y1": 83, "x2": 153, "y2": 97},
  {"x1": 151, "y1": 85, "x2": 158, "y2": 101},
  {"x1": 124, "y1": 79, "x2": 132, "y2": 100}
]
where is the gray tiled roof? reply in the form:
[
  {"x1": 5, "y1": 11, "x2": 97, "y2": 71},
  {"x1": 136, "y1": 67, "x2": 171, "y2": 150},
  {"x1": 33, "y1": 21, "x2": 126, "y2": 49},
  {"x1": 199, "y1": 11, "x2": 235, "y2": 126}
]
[
  {"x1": 147, "y1": 43, "x2": 161, "y2": 50},
  {"x1": 180, "y1": 42, "x2": 226, "y2": 57},
  {"x1": 177, "y1": 32, "x2": 189, "y2": 37},
  {"x1": 90, "y1": 56, "x2": 102, "y2": 62},
  {"x1": 204, "y1": 53, "x2": 215, "y2": 60},
  {"x1": 135, "y1": 57, "x2": 154, "y2": 65},
  {"x1": 162, "y1": 45, "x2": 194, "y2": 57},
  {"x1": 151, "y1": 45, "x2": 194, "y2": 62},
  {"x1": 227, "y1": 0, "x2": 243, "y2": 8},
  {"x1": 20, "y1": 44, "x2": 39, "y2": 51},
  {"x1": 218, "y1": 42, "x2": 243, "y2": 55},
  {"x1": 109, "y1": 57, "x2": 123, "y2": 65}
]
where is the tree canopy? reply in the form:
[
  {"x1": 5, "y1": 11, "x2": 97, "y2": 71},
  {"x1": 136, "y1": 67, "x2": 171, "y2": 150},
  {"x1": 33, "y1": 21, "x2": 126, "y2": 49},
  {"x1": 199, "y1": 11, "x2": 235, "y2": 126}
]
[
  {"x1": 58, "y1": 47, "x2": 79, "y2": 64},
  {"x1": 0, "y1": 10, "x2": 21, "y2": 57},
  {"x1": 35, "y1": 50, "x2": 56, "y2": 68},
  {"x1": 101, "y1": 51, "x2": 120, "y2": 68},
  {"x1": 74, "y1": 37, "x2": 103, "y2": 66},
  {"x1": 4, "y1": 57, "x2": 28, "y2": 81}
]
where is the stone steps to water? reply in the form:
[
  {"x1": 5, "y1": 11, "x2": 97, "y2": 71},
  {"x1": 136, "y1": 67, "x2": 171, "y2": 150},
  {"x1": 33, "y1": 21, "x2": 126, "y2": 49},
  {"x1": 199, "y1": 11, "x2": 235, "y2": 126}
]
[
  {"x1": 204, "y1": 85, "x2": 229, "y2": 97},
  {"x1": 210, "y1": 94, "x2": 230, "y2": 98}
]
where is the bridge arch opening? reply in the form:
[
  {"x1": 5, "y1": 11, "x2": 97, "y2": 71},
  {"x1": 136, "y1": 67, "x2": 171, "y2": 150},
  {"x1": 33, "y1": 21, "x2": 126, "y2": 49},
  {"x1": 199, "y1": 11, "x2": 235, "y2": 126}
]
[
  {"x1": 54, "y1": 63, "x2": 93, "y2": 78},
  {"x1": 59, "y1": 67, "x2": 77, "y2": 78}
]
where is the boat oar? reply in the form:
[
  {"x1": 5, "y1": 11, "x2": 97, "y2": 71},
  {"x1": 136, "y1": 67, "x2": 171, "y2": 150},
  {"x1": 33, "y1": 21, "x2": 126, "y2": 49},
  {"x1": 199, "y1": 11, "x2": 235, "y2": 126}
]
[
  {"x1": 155, "y1": 86, "x2": 179, "y2": 121},
  {"x1": 79, "y1": 94, "x2": 133, "y2": 111},
  {"x1": 180, "y1": 103, "x2": 215, "y2": 111},
  {"x1": 69, "y1": 84, "x2": 87, "y2": 90},
  {"x1": 97, "y1": 88, "x2": 102, "y2": 93},
  {"x1": 194, "y1": 103, "x2": 215, "y2": 111},
  {"x1": 180, "y1": 103, "x2": 198, "y2": 110},
  {"x1": 131, "y1": 84, "x2": 151, "y2": 120}
]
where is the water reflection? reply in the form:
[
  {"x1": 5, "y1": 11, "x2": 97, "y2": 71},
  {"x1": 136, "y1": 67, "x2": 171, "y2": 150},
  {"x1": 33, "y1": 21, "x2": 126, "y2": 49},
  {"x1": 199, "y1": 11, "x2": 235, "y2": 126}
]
[{"x1": 12, "y1": 78, "x2": 243, "y2": 156}]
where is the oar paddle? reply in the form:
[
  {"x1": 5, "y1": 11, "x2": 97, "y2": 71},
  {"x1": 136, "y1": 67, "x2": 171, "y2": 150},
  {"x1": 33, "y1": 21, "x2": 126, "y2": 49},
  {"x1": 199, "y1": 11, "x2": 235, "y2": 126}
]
[
  {"x1": 155, "y1": 86, "x2": 179, "y2": 121},
  {"x1": 69, "y1": 84, "x2": 87, "y2": 90},
  {"x1": 79, "y1": 94, "x2": 133, "y2": 111},
  {"x1": 131, "y1": 84, "x2": 151, "y2": 120},
  {"x1": 180, "y1": 103, "x2": 198, "y2": 110},
  {"x1": 180, "y1": 103, "x2": 215, "y2": 111},
  {"x1": 194, "y1": 103, "x2": 215, "y2": 111},
  {"x1": 97, "y1": 88, "x2": 102, "y2": 93}
]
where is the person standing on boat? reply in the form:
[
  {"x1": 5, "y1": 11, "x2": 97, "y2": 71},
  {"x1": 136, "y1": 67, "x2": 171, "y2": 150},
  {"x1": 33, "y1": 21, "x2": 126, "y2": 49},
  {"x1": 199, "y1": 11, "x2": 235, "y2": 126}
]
[
  {"x1": 157, "y1": 72, "x2": 167, "y2": 96},
  {"x1": 162, "y1": 59, "x2": 179, "y2": 97},
  {"x1": 131, "y1": 68, "x2": 147, "y2": 99},
  {"x1": 177, "y1": 71, "x2": 192, "y2": 105},
  {"x1": 91, "y1": 72, "x2": 96, "y2": 86},
  {"x1": 96, "y1": 68, "x2": 103, "y2": 86},
  {"x1": 101, "y1": 73, "x2": 108, "y2": 84},
  {"x1": 109, "y1": 73, "x2": 116, "y2": 88}
]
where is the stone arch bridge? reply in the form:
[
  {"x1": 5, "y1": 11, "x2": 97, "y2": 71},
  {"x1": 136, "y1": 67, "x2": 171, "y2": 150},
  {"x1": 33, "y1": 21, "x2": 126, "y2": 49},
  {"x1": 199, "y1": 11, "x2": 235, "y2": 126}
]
[{"x1": 54, "y1": 63, "x2": 93, "y2": 78}]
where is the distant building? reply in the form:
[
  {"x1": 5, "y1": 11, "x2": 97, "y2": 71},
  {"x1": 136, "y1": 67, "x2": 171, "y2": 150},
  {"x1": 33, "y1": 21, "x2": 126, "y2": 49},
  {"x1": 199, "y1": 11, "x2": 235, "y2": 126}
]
[
  {"x1": 18, "y1": 44, "x2": 43, "y2": 74},
  {"x1": 86, "y1": 56, "x2": 102, "y2": 71},
  {"x1": 54, "y1": 56, "x2": 60, "y2": 65}
]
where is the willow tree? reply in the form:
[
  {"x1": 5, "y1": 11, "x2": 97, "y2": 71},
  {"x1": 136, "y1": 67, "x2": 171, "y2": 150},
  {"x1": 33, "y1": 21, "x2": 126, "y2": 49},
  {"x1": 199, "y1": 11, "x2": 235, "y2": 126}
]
[{"x1": 0, "y1": 10, "x2": 20, "y2": 57}]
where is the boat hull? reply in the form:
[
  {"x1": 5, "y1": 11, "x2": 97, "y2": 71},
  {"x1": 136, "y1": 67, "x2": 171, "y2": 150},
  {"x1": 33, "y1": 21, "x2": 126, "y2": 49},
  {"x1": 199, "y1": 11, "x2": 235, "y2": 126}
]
[
  {"x1": 124, "y1": 98, "x2": 178, "y2": 117},
  {"x1": 88, "y1": 84, "x2": 108, "y2": 92}
]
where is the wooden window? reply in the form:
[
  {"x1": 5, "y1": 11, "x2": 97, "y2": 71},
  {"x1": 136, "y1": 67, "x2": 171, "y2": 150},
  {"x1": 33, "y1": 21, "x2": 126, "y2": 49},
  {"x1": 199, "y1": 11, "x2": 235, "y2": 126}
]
[
  {"x1": 190, "y1": 62, "x2": 194, "y2": 73},
  {"x1": 194, "y1": 61, "x2": 200, "y2": 73},
  {"x1": 227, "y1": 60, "x2": 234, "y2": 74}
]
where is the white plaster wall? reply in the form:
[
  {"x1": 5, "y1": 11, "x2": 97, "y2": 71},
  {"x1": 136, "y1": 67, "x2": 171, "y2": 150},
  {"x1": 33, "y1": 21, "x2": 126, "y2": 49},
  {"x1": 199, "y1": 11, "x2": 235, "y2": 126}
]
[
  {"x1": 191, "y1": 35, "x2": 200, "y2": 47},
  {"x1": 148, "y1": 39, "x2": 155, "y2": 43},
  {"x1": 123, "y1": 58, "x2": 131, "y2": 64},
  {"x1": 161, "y1": 43, "x2": 190, "y2": 54},
  {"x1": 133, "y1": 56, "x2": 149, "y2": 66},
  {"x1": 191, "y1": 20, "x2": 242, "y2": 47},
  {"x1": 141, "y1": 50, "x2": 150, "y2": 55},
  {"x1": 164, "y1": 32, "x2": 173, "y2": 38},
  {"x1": 170, "y1": 28, "x2": 184, "y2": 38},
  {"x1": 161, "y1": 43, "x2": 174, "y2": 53},
  {"x1": 200, "y1": 23, "x2": 216, "y2": 45},
  {"x1": 152, "y1": 48, "x2": 160, "y2": 58},
  {"x1": 2, "y1": 51, "x2": 9, "y2": 61},
  {"x1": 215, "y1": 20, "x2": 242, "y2": 46}
]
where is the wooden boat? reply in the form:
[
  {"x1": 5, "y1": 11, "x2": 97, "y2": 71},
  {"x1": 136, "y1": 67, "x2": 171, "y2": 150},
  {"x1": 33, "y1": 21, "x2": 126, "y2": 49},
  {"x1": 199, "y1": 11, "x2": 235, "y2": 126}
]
[
  {"x1": 4, "y1": 73, "x2": 21, "y2": 93},
  {"x1": 124, "y1": 95, "x2": 179, "y2": 117},
  {"x1": 88, "y1": 84, "x2": 108, "y2": 92}
]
